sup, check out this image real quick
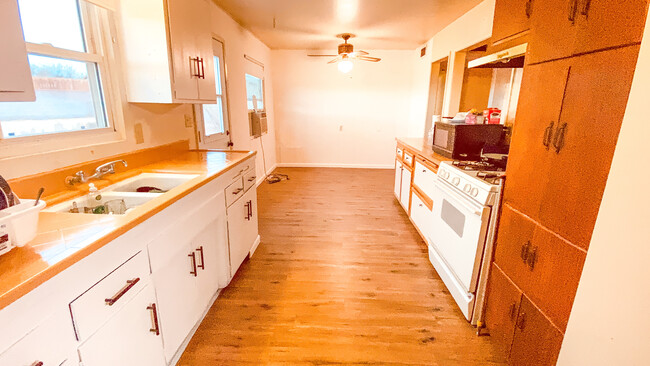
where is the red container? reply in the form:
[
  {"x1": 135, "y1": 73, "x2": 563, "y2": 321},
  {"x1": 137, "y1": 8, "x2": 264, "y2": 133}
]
[{"x1": 484, "y1": 108, "x2": 502, "y2": 124}]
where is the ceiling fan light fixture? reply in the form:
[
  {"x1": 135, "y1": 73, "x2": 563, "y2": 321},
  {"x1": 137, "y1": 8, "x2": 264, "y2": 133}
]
[{"x1": 338, "y1": 59, "x2": 353, "y2": 73}]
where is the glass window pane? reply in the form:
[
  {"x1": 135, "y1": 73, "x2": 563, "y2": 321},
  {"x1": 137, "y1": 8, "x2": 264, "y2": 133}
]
[
  {"x1": 245, "y1": 74, "x2": 263, "y2": 110},
  {"x1": 213, "y1": 56, "x2": 222, "y2": 95},
  {"x1": 18, "y1": 0, "x2": 86, "y2": 52},
  {"x1": 202, "y1": 98, "x2": 224, "y2": 136},
  {"x1": 0, "y1": 54, "x2": 107, "y2": 138}
]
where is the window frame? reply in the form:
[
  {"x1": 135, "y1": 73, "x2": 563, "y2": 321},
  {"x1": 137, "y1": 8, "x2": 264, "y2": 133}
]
[
  {"x1": 0, "y1": 0, "x2": 125, "y2": 158},
  {"x1": 195, "y1": 36, "x2": 231, "y2": 149}
]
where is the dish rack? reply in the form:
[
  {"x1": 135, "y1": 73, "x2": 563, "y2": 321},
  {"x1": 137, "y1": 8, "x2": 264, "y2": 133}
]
[{"x1": 0, "y1": 199, "x2": 46, "y2": 256}]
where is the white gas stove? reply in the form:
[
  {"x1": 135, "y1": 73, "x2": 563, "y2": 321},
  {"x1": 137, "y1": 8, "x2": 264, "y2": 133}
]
[{"x1": 427, "y1": 160, "x2": 504, "y2": 325}]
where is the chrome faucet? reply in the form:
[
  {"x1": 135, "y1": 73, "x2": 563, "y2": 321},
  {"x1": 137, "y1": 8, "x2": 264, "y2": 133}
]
[{"x1": 66, "y1": 160, "x2": 128, "y2": 185}]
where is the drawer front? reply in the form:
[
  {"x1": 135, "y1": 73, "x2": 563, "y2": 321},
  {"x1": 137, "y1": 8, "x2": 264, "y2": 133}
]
[
  {"x1": 402, "y1": 151, "x2": 414, "y2": 167},
  {"x1": 225, "y1": 177, "x2": 244, "y2": 206},
  {"x1": 396, "y1": 147, "x2": 403, "y2": 160},
  {"x1": 410, "y1": 192, "x2": 433, "y2": 241},
  {"x1": 70, "y1": 251, "x2": 150, "y2": 341},
  {"x1": 243, "y1": 168, "x2": 257, "y2": 192},
  {"x1": 0, "y1": 309, "x2": 76, "y2": 366},
  {"x1": 413, "y1": 161, "x2": 436, "y2": 199}
]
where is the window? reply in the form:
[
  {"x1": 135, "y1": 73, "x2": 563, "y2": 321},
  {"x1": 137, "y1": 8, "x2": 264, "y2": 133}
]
[
  {"x1": 0, "y1": 0, "x2": 117, "y2": 140},
  {"x1": 195, "y1": 38, "x2": 230, "y2": 148},
  {"x1": 245, "y1": 74, "x2": 264, "y2": 111}
]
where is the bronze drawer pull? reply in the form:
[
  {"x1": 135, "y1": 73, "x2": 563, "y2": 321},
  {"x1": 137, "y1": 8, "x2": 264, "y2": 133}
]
[
  {"x1": 248, "y1": 176, "x2": 256, "y2": 182},
  {"x1": 517, "y1": 313, "x2": 527, "y2": 330},
  {"x1": 543, "y1": 121, "x2": 555, "y2": 149},
  {"x1": 189, "y1": 252, "x2": 198, "y2": 277},
  {"x1": 196, "y1": 246, "x2": 205, "y2": 270},
  {"x1": 520, "y1": 241, "x2": 531, "y2": 261},
  {"x1": 105, "y1": 278, "x2": 140, "y2": 306},
  {"x1": 147, "y1": 303, "x2": 161, "y2": 336},
  {"x1": 31, "y1": 362, "x2": 43, "y2": 366},
  {"x1": 527, "y1": 246, "x2": 538, "y2": 270},
  {"x1": 508, "y1": 302, "x2": 517, "y2": 321},
  {"x1": 232, "y1": 187, "x2": 244, "y2": 195}
]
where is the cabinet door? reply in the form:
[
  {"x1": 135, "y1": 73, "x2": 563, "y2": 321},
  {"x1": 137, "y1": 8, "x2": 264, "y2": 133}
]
[
  {"x1": 539, "y1": 45, "x2": 640, "y2": 249},
  {"x1": 503, "y1": 59, "x2": 570, "y2": 218},
  {"x1": 194, "y1": 0, "x2": 217, "y2": 101},
  {"x1": 400, "y1": 167, "x2": 411, "y2": 212},
  {"x1": 394, "y1": 160, "x2": 402, "y2": 200},
  {"x1": 574, "y1": 0, "x2": 648, "y2": 55},
  {"x1": 491, "y1": 0, "x2": 532, "y2": 43},
  {"x1": 493, "y1": 205, "x2": 536, "y2": 289},
  {"x1": 167, "y1": 0, "x2": 198, "y2": 100},
  {"x1": 194, "y1": 213, "x2": 230, "y2": 308},
  {"x1": 484, "y1": 263, "x2": 522, "y2": 358},
  {"x1": 527, "y1": 0, "x2": 578, "y2": 64},
  {"x1": 510, "y1": 297, "x2": 563, "y2": 366},
  {"x1": 78, "y1": 284, "x2": 166, "y2": 366},
  {"x1": 0, "y1": 0, "x2": 35, "y2": 101},
  {"x1": 151, "y1": 240, "x2": 202, "y2": 362}
]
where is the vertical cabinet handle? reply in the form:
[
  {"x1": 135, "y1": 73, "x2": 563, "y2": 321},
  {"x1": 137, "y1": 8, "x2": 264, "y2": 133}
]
[
  {"x1": 542, "y1": 121, "x2": 555, "y2": 149},
  {"x1": 517, "y1": 312, "x2": 527, "y2": 330},
  {"x1": 581, "y1": 0, "x2": 591, "y2": 18},
  {"x1": 189, "y1": 252, "x2": 197, "y2": 277},
  {"x1": 198, "y1": 57, "x2": 205, "y2": 79},
  {"x1": 105, "y1": 278, "x2": 140, "y2": 306},
  {"x1": 568, "y1": 0, "x2": 578, "y2": 24},
  {"x1": 508, "y1": 302, "x2": 518, "y2": 321},
  {"x1": 520, "y1": 241, "x2": 531, "y2": 261},
  {"x1": 248, "y1": 200, "x2": 253, "y2": 219},
  {"x1": 30, "y1": 362, "x2": 43, "y2": 366},
  {"x1": 196, "y1": 246, "x2": 205, "y2": 270},
  {"x1": 553, "y1": 123, "x2": 568, "y2": 154},
  {"x1": 527, "y1": 246, "x2": 538, "y2": 270},
  {"x1": 525, "y1": 0, "x2": 533, "y2": 18},
  {"x1": 147, "y1": 303, "x2": 161, "y2": 336}
]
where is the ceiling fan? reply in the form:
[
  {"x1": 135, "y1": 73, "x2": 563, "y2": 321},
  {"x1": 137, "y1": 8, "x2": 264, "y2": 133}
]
[{"x1": 307, "y1": 33, "x2": 381, "y2": 73}]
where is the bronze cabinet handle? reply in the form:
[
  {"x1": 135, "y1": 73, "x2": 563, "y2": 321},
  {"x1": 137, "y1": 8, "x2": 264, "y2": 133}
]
[
  {"x1": 517, "y1": 312, "x2": 527, "y2": 330},
  {"x1": 198, "y1": 57, "x2": 205, "y2": 79},
  {"x1": 31, "y1": 362, "x2": 43, "y2": 366},
  {"x1": 568, "y1": 0, "x2": 578, "y2": 24},
  {"x1": 508, "y1": 302, "x2": 518, "y2": 321},
  {"x1": 248, "y1": 176, "x2": 256, "y2": 182},
  {"x1": 105, "y1": 278, "x2": 140, "y2": 306},
  {"x1": 196, "y1": 246, "x2": 205, "y2": 270},
  {"x1": 189, "y1": 252, "x2": 197, "y2": 277},
  {"x1": 581, "y1": 0, "x2": 591, "y2": 17},
  {"x1": 520, "y1": 241, "x2": 531, "y2": 262},
  {"x1": 525, "y1": 0, "x2": 533, "y2": 18},
  {"x1": 543, "y1": 121, "x2": 555, "y2": 149},
  {"x1": 553, "y1": 123, "x2": 568, "y2": 153},
  {"x1": 527, "y1": 246, "x2": 538, "y2": 270},
  {"x1": 147, "y1": 303, "x2": 160, "y2": 336},
  {"x1": 232, "y1": 187, "x2": 244, "y2": 195}
]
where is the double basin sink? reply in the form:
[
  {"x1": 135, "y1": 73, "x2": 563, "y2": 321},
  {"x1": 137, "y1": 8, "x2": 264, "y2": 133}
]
[{"x1": 46, "y1": 173, "x2": 199, "y2": 215}]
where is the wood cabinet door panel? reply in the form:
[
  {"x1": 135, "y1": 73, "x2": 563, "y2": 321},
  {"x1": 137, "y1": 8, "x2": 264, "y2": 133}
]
[
  {"x1": 484, "y1": 263, "x2": 522, "y2": 357},
  {"x1": 574, "y1": 0, "x2": 648, "y2": 55},
  {"x1": 493, "y1": 205, "x2": 536, "y2": 288},
  {"x1": 510, "y1": 297, "x2": 563, "y2": 366},
  {"x1": 503, "y1": 60, "x2": 570, "y2": 219},
  {"x1": 539, "y1": 45, "x2": 641, "y2": 249},
  {"x1": 492, "y1": 0, "x2": 532, "y2": 43},
  {"x1": 528, "y1": 0, "x2": 578, "y2": 64}
]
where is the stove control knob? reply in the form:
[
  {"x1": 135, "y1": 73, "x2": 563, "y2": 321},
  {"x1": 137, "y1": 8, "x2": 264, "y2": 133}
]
[
  {"x1": 471, "y1": 188, "x2": 479, "y2": 197},
  {"x1": 463, "y1": 184, "x2": 471, "y2": 193},
  {"x1": 452, "y1": 177, "x2": 460, "y2": 186}
]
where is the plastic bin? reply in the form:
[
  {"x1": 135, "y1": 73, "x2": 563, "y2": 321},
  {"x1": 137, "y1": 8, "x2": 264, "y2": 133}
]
[{"x1": 0, "y1": 199, "x2": 46, "y2": 247}]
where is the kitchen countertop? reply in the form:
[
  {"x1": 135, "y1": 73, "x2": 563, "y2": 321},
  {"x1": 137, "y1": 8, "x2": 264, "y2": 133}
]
[
  {"x1": 0, "y1": 149, "x2": 255, "y2": 311},
  {"x1": 396, "y1": 137, "x2": 452, "y2": 166}
]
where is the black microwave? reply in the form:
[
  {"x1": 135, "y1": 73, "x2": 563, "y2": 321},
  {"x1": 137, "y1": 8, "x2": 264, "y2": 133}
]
[{"x1": 432, "y1": 122, "x2": 508, "y2": 160}]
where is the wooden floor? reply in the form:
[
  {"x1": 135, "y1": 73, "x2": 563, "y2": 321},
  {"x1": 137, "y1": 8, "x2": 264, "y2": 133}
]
[{"x1": 179, "y1": 168, "x2": 506, "y2": 365}]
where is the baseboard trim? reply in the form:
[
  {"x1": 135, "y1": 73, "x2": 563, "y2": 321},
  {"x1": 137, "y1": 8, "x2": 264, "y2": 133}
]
[
  {"x1": 256, "y1": 163, "x2": 278, "y2": 187},
  {"x1": 249, "y1": 235, "x2": 261, "y2": 257},
  {"x1": 275, "y1": 163, "x2": 393, "y2": 169}
]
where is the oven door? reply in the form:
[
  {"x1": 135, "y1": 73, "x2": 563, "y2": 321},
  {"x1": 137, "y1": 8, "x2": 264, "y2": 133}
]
[{"x1": 429, "y1": 179, "x2": 491, "y2": 293}]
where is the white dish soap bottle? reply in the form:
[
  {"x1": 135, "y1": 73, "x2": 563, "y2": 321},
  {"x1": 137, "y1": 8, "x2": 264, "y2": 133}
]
[{"x1": 86, "y1": 183, "x2": 103, "y2": 211}]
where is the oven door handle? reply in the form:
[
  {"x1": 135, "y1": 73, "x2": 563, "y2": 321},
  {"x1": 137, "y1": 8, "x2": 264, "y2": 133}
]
[{"x1": 433, "y1": 180, "x2": 485, "y2": 216}]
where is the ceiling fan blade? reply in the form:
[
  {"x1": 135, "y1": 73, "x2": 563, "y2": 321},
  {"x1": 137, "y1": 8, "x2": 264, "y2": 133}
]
[
  {"x1": 307, "y1": 54, "x2": 339, "y2": 57},
  {"x1": 353, "y1": 50, "x2": 370, "y2": 56},
  {"x1": 357, "y1": 56, "x2": 381, "y2": 62},
  {"x1": 327, "y1": 56, "x2": 341, "y2": 64}
]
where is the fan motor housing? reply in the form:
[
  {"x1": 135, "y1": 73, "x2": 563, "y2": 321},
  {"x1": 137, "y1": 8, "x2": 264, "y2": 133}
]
[{"x1": 338, "y1": 43, "x2": 354, "y2": 55}]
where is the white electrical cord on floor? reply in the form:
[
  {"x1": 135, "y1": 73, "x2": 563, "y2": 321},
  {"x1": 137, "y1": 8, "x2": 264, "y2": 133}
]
[{"x1": 259, "y1": 135, "x2": 288, "y2": 184}]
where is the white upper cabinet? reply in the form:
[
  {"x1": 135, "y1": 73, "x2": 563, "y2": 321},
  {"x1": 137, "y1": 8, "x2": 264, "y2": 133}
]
[
  {"x1": 0, "y1": 0, "x2": 35, "y2": 102},
  {"x1": 118, "y1": 0, "x2": 216, "y2": 103}
]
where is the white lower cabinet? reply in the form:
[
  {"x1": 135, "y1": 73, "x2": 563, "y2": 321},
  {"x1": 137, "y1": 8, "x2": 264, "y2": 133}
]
[
  {"x1": 400, "y1": 167, "x2": 412, "y2": 210},
  {"x1": 410, "y1": 193, "x2": 434, "y2": 241},
  {"x1": 78, "y1": 284, "x2": 166, "y2": 366},
  {"x1": 394, "y1": 160, "x2": 402, "y2": 200},
  {"x1": 227, "y1": 185, "x2": 259, "y2": 277}
]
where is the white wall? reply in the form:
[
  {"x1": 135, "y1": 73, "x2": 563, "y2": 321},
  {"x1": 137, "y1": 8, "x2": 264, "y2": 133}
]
[
  {"x1": 557, "y1": 12, "x2": 650, "y2": 365},
  {"x1": 271, "y1": 50, "x2": 414, "y2": 168},
  {"x1": 209, "y1": 5, "x2": 277, "y2": 179},
  {"x1": 406, "y1": 0, "x2": 495, "y2": 137},
  {"x1": 0, "y1": 1, "x2": 278, "y2": 182}
]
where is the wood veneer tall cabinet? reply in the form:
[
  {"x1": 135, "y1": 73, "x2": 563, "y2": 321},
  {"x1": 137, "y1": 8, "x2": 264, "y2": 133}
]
[
  {"x1": 484, "y1": 1, "x2": 649, "y2": 365},
  {"x1": 119, "y1": 0, "x2": 216, "y2": 103}
]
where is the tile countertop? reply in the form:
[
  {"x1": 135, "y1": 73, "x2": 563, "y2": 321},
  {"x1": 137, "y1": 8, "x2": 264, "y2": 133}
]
[
  {"x1": 396, "y1": 137, "x2": 452, "y2": 166},
  {"x1": 0, "y1": 150, "x2": 255, "y2": 311}
]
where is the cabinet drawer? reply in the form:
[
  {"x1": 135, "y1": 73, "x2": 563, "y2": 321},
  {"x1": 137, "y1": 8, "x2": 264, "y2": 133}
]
[
  {"x1": 396, "y1": 146, "x2": 403, "y2": 160},
  {"x1": 410, "y1": 191, "x2": 433, "y2": 241},
  {"x1": 402, "y1": 151, "x2": 414, "y2": 167},
  {"x1": 70, "y1": 251, "x2": 149, "y2": 341},
  {"x1": 225, "y1": 178, "x2": 244, "y2": 207},
  {"x1": 494, "y1": 205, "x2": 586, "y2": 331},
  {"x1": 413, "y1": 161, "x2": 436, "y2": 200},
  {"x1": 243, "y1": 168, "x2": 257, "y2": 192},
  {"x1": 0, "y1": 309, "x2": 76, "y2": 366}
]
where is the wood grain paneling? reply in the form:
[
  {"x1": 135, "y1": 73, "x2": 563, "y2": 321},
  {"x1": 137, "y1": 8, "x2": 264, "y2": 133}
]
[
  {"x1": 509, "y1": 297, "x2": 563, "y2": 366},
  {"x1": 179, "y1": 168, "x2": 506, "y2": 365},
  {"x1": 484, "y1": 264, "x2": 522, "y2": 358}
]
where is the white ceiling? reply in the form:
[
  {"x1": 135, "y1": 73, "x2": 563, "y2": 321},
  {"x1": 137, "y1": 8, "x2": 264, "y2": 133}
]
[{"x1": 211, "y1": 0, "x2": 483, "y2": 50}]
